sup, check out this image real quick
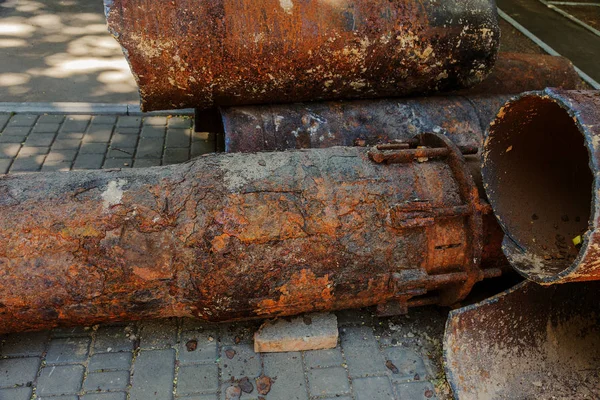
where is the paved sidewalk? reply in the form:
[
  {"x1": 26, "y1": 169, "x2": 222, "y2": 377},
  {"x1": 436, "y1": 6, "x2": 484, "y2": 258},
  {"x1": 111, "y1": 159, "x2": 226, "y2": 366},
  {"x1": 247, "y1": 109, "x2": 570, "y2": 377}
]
[{"x1": 0, "y1": 112, "x2": 449, "y2": 400}]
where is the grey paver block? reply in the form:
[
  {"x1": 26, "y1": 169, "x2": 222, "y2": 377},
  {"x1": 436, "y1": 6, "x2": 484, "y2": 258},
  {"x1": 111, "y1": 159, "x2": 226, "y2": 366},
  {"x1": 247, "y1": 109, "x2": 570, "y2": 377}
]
[
  {"x1": 2, "y1": 126, "x2": 30, "y2": 137},
  {"x1": 51, "y1": 326, "x2": 92, "y2": 338},
  {"x1": 80, "y1": 142, "x2": 108, "y2": 154},
  {"x1": 141, "y1": 126, "x2": 166, "y2": 138},
  {"x1": 8, "y1": 114, "x2": 37, "y2": 127},
  {"x1": 395, "y1": 381, "x2": 437, "y2": 399},
  {"x1": 111, "y1": 133, "x2": 138, "y2": 148},
  {"x1": 340, "y1": 326, "x2": 387, "y2": 377},
  {"x1": 220, "y1": 343, "x2": 261, "y2": 382},
  {"x1": 304, "y1": 348, "x2": 344, "y2": 369},
  {"x1": 61, "y1": 116, "x2": 90, "y2": 133},
  {"x1": 0, "y1": 159, "x2": 12, "y2": 174},
  {"x1": 107, "y1": 147, "x2": 135, "y2": 158},
  {"x1": 138, "y1": 318, "x2": 178, "y2": 349},
  {"x1": 191, "y1": 141, "x2": 214, "y2": 157},
  {"x1": 46, "y1": 150, "x2": 77, "y2": 162},
  {"x1": 42, "y1": 160, "x2": 72, "y2": 172},
  {"x1": 114, "y1": 127, "x2": 140, "y2": 135},
  {"x1": 130, "y1": 349, "x2": 176, "y2": 400},
  {"x1": 51, "y1": 139, "x2": 81, "y2": 150},
  {"x1": 38, "y1": 115, "x2": 65, "y2": 124},
  {"x1": 24, "y1": 134, "x2": 55, "y2": 147},
  {"x1": 0, "y1": 143, "x2": 21, "y2": 158},
  {"x1": 37, "y1": 396, "x2": 78, "y2": 400},
  {"x1": 178, "y1": 331, "x2": 218, "y2": 365},
  {"x1": 0, "y1": 387, "x2": 32, "y2": 400},
  {"x1": 144, "y1": 116, "x2": 167, "y2": 126},
  {"x1": 10, "y1": 155, "x2": 45, "y2": 172},
  {"x1": 18, "y1": 146, "x2": 49, "y2": 156},
  {"x1": 37, "y1": 364, "x2": 84, "y2": 396},
  {"x1": 0, "y1": 135, "x2": 25, "y2": 143},
  {"x1": 0, "y1": 357, "x2": 40, "y2": 387},
  {"x1": 307, "y1": 366, "x2": 350, "y2": 397},
  {"x1": 94, "y1": 326, "x2": 136, "y2": 353},
  {"x1": 92, "y1": 116, "x2": 118, "y2": 125},
  {"x1": 32, "y1": 122, "x2": 61, "y2": 134},
  {"x1": 56, "y1": 132, "x2": 85, "y2": 140},
  {"x1": 166, "y1": 128, "x2": 191, "y2": 147},
  {"x1": 176, "y1": 395, "x2": 217, "y2": 400},
  {"x1": 80, "y1": 393, "x2": 127, "y2": 400},
  {"x1": 83, "y1": 126, "x2": 113, "y2": 143},
  {"x1": 262, "y1": 352, "x2": 307, "y2": 400},
  {"x1": 0, "y1": 114, "x2": 11, "y2": 130},
  {"x1": 137, "y1": 138, "x2": 164, "y2": 158},
  {"x1": 383, "y1": 347, "x2": 428, "y2": 382},
  {"x1": 164, "y1": 148, "x2": 189, "y2": 164},
  {"x1": 88, "y1": 352, "x2": 133, "y2": 372},
  {"x1": 220, "y1": 321, "x2": 262, "y2": 346},
  {"x1": 353, "y1": 376, "x2": 394, "y2": 400},
  {"x1": 168, "y1": 117, "x2": 193, "y2": 129},
  {"x1": 117, "y1": 116, "x2": 142, "y2": 128},
  {"x1": 133, "y1": 158, "x2": 161, "y2": 168},
  {"x1": 336, "y1": 309, "x2": 374, "y2": 327},
  {"x1": 84, "y1": 370, "x2": 130, "y2": 392},
  {"x1": 176, "y1": 364, "x2": 219, "y2": 395},
  {"x1": 45, "y1": 337, "x2": 91, "y2": 364},
  {"x1": 0, "y1": 331, "x2": 49, "y2": 356},
  {"x1": 73, "y1": 154, "x2": 104, "y2": 170}
]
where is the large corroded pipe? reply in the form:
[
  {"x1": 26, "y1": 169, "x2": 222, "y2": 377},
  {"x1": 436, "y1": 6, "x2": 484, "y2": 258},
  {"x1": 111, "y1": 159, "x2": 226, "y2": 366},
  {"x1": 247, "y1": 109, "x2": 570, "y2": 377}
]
[
  {"x1": 482, "y1": 89, "x2": 600, "y2": 284},
  {"x1": 0, "y1": 135, "x2": 502, "y2": 334},
  {"x1": 104, "y1": 0, "x2": 500, "y2": 111}
]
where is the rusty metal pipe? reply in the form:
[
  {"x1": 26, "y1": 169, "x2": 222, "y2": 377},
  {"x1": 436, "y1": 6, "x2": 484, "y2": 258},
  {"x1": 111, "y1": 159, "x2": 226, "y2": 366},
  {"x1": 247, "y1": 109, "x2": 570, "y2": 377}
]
[
  {"x1": 0, "y1": 134, "x2": 500, "y2": 334},
  {"x1": 104, "y1": 0, "x2": 500, "y2": 111},
  {"x1": 482, "y1": 89, "x2": 600, "y2": 284}
]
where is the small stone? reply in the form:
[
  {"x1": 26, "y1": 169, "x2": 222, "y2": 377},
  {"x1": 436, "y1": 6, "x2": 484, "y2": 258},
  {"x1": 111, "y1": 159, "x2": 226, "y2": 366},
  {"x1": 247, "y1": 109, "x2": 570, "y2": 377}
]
[
  {"x1": 238, "y1": 376, "x2": 253, "y2": 393},
  {"x1": 424, "y1": 389, "x2": 434, "y2": 398},
  {"x1": 414, "y1": 373, "x2": 421, "y2": 381},
  {"x1": 186, "y1": 339, "x2": 198, "y2": 352},
  {"x1": 234, "y1": 336, "x2": 241, "y2": 344},
  {"x1": 258, "y1": 160, "x2": 266, "y2": 166},
  {"x1": 208, "y1": 336, "x2": 214, "y2": 342},
  {"x1": 407, "y1": 332, "x2": 415, "y2": 338},
  {"x1": 225, "y1": 349, "x2": 236, "y2": 359},
  {"x1": 256, "y1": 375, "x2": 273, "y2": 395},
  {"x1": 225, "y1": 385, "x2": 241, "y2": 400},
  {"x1": 385, "y1": 360, "x2": 399, "y2": 374}
]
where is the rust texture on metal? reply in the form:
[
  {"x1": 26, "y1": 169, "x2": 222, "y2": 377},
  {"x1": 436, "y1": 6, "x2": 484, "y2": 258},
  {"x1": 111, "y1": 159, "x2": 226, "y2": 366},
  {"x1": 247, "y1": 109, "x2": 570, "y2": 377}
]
[
  {"x1": 104, "y1": 0, "x2": 500, "y2": 111},
  {"x1": 482, "y1": 89, "x2": 600, "y2": 284},
  {"x1": 444, "y1": 280, "x2": 600, "y2": 399},
  {"x1": 0, "y1": 138, "x2": 503, "y2": 334},
  {"x1": 451, "y1": 52, "x2": 586, "y2": 96}
]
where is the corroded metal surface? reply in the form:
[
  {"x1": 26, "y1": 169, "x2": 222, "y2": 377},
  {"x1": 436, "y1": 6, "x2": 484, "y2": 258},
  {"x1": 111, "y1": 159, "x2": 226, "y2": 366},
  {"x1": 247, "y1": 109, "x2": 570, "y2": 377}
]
[
  {"x1": 444, "y1": 281, "x2": 600, "y2": 399},
  {"x1": 0, "y1": 138, "x2": 504, "y2": 334},
  {"x1": 482, "y1": 89, "x2": 600, "y2": 284},
  {"x1": 105, "y1": 0, "x2": 500, "y2": 111}
]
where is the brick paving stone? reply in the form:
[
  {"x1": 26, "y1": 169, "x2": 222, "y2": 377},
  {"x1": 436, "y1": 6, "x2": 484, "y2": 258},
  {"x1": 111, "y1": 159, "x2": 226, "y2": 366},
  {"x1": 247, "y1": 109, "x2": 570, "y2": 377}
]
[
  {"x1": 73, "y1": 154, "x2": 104, "y2": 170},
  {"x1": 32, "y1": 122, "x2": 61, "y2": 134},
  {"x1": 137, "y1": 137, "x2": 164, "y2": 158},
  {"x1": 18, "y1": 146, "x2": 49, "y2": 156},
  {"x1": 0, "y1": 143, "x2": 21, "y2": 158},
  {"x1": 45, "y1": 337, "x2": 91, "y2": 364},
  {"x1": 133, "y1": 158, "x2": 161, "y2": 168},
  {"x1": 130, "y1": 349, "x2": 175, "y2": 400},
  {"x1": 0, "y1": 135, "x2": 25, "y2": 143},
  {"x1": 0, "y1": 159, "x2": 12, "y2": 174},
  {"x1": 168, "y1": 117, "x2": 193, "y2": 129},
  {"x1": 2, "y1": 126, "x2": 31, "y2": 137},
  {"x1": 46, "y1": 150, "x2": 77, "y2": 162},
  {"x1": 92, "y1": 116, "x2": 118, "y2": 125},
  {"x1": 10, "y1": 155, "x2": 45, "y2": 172},
  {"x1": 353, "y1": 376, "x2": 395, "y2": 400},
  {"x1": 176, "y1": 395, "x2": 218, "y2": 400},
  {"x1": 94, "y1": 326, "x2": 136, "y2": 353},
  {"x1": 88, "y1": 352, "x2": 133, "y2": 372},
  {"x1": 395, "y1": 381, "x2": 437, "y2": 399},
  {"x1": 80, "y1": 142, "x2": 109, "y2": 154},
  {"x1": 307, "y1": 366, "x2": 350, "y2": 397},
  {"x1": 0, "y1": 357, "x2": 40, "y2": 387},
  {"x1": 111, "y1": 133, "x2": 138, "y2": 148},
  {"x1": 37, "y1": 364, "x2": 85, "y2": 396},
  {"x1": 61, "y1": 116, "x2": 90, "y2": 133},
  {"x1": 304, "y1": 348, "x2": 344, "y2": 369},
  {"x1": 83, "y1": 126, "x2": 113, "y2": 143},
  {"x1": 56, "y1": 132, "x2": 85, "y2": 140},
  {"x1": 191, "y1": 141, "x2": 214, "y2": 157},
  {"x1": 0, "y1": 114, "x2": 11, "y2": 130},
  {"x1": 166, "y1": 128, "x2": 191, "y2": 147},
  {"x1": 8, "y1": 114, "x2": 37, "y2": 127},
  {"x1": 38, "y1": 115, "x2": 65, "y2": 124},
  {"x1": 178, "y1": 331, "x2": 218, "y2": 365},
  {"x1": 0, "y1": 387, "x2": 32, "y2": 400},
  {"x1": 262, "y1": 352, "x2": 307, "y2": 400},
  {"x1": 340, "y1": 326, "x2": 387, "y2": 378},
  {"x1": 107, "y1": 147, "x2": 135, "y2": 159},
  {"x1": 117, "y1": 116, "x2": 142, "y2": 128},
  {"x1": 383, "y1": 347, "x2": 428, "y2": 382},
  {"x1": 42, "y1": 160, "x2": 73, "y2": 172},
  {"x1": 0, "y1": 331, "x2": 49, "y2": 356},
  {"x1": 38, "y1": 396, "x2": 78, "y2": 400},
  {"x1": 144, "y1": 116, "x2": 167, "y2": 126},
  {"x1": 114, "y1": 127, "x2": 140, "y2": 135},
  {"x1": 80, "y1": 393, "x2": 127, "y2": 400},
  {"x1": 51, "y1": 139, "x2": 81, "y2": 150},
  {"x1": 164, "y1": 148, "x2": 189, "y2": 164},
  {"x1": 176, "y1": 364, "x2": 219, "y2": 395},
  {"x1": 141, "y1": 126, "x2": 166, "y2": 138},
  {"x1": 24, "y1": 134, "x2": 55, "y2": 147},
  {"x1": 84, "y1": 370, "x2": 130, "y2": 392},
  {"x1": 220, "y1": 343, "x2": 261, "y2": 382},
  {"x1": 138, "y1": 319, "x2": 178, "y2": 349}
]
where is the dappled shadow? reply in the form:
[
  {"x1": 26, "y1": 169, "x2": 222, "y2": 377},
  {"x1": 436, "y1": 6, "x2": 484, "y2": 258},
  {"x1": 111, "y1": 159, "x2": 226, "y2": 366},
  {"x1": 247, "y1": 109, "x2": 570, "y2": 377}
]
[{"x1": 0, "y1": 0, "x2": 138, "y2": 103}]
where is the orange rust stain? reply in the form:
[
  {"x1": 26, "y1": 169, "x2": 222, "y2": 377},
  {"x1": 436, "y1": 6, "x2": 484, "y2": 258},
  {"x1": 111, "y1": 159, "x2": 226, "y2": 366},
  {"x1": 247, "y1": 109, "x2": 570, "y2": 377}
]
[
  {"x1": 211, "y1": 234, "x2": 231, "y2": 252},
  {"x1": 255, "y1": 269, "x2": 334, "y2": 315},
  {"x1": 132, "y1": 265, "x2": 172, "y2": 281}
]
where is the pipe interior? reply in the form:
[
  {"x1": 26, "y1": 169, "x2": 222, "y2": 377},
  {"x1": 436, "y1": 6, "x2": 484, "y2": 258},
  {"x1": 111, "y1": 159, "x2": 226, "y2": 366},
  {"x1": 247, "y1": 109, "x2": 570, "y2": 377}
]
[{"x1": 484, "y1": 96, "x2": 593, "y2": 277}]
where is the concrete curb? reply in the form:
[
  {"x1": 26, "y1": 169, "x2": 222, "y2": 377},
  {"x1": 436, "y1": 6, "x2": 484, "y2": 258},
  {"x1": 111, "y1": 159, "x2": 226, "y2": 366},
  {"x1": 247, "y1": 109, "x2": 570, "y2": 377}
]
[{"x1": 0, "y1": 102, "x2": 195, "y2": 116}]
